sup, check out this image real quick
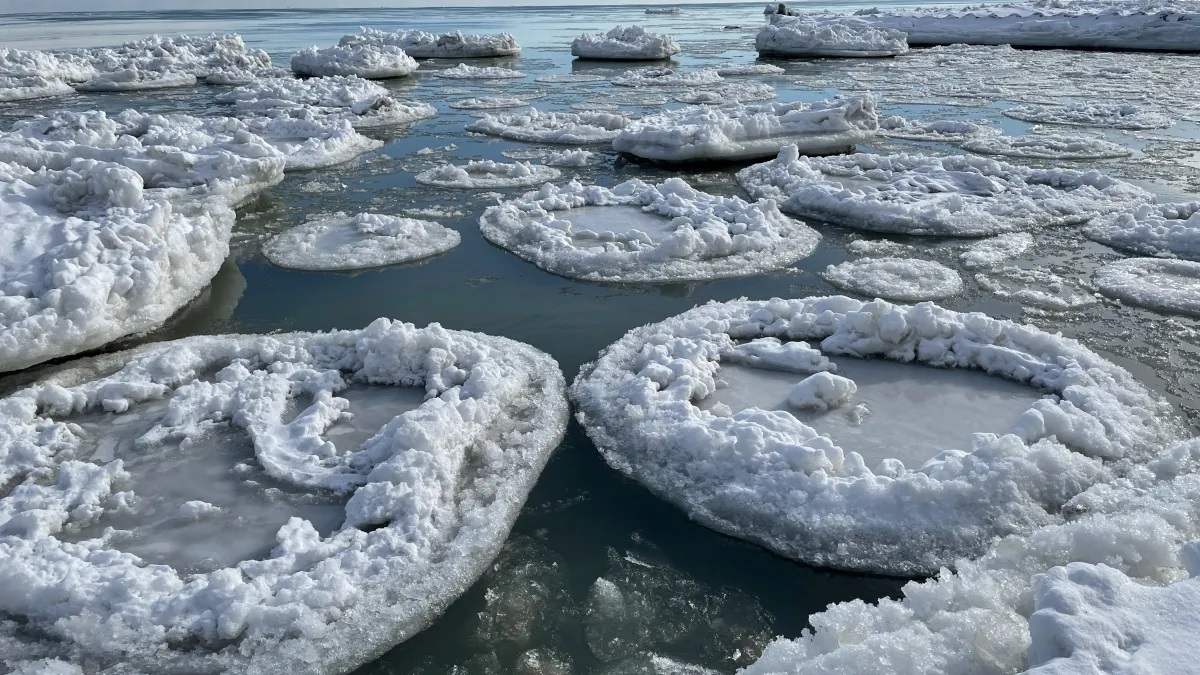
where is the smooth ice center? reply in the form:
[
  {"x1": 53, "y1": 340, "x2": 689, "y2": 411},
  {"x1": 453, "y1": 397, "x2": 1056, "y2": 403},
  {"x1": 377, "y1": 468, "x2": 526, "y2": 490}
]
[
  {"x1": 564, "y1": 205, "x2": 678, "y2": 241},
  {"x1": 699, "y1": 356, "x2": 1044, "y2": 469}
]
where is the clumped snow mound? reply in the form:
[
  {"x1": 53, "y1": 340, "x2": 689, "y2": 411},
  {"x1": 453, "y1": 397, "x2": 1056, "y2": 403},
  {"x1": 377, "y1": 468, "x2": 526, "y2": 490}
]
[
  {"x1": 877, "y1": 115, "x2": 995, "y2": 143},
  {"x1": 340, "y1": 27, "x2": 521, "y2": 58},
  {"x1": 216, "y1": 75, "x2": 436, "y2": 128},
  {"x1": 613, "y1": 96, "x2": 877, "y2": 163},
  {"x1": 0, "y1": 109, "x2": 286, "y2": 206},
  {"x1": 737, "y1": 146, "x2": 1152, "y2": 236},
  {"x1": 822, "y1": 257, "x2": 963, "y2": 301},
  {"x1": 571, "y1": 26, "x2": 681, "y2": 60},
  {"x1": 0, "y1": 75, "x2": 75, "y2": 102},
  {"x1": 0, "y1": 160, "x2": 235, "y2": 372},
  {"x1": 739, "y1": 438, "x2": 1200, "y2": 674},
  {"x1": 415, "y1": 160, "x2": 560, "y2": 189},
  {"x1": 263, "y1": 212, "x2": 460, "y2": 271},
  {"x1": 468, "y1": 109, "x2": 633, "y2": 144},
  {"x1": 0, "y1": 321, "x2": 568, "y2": 673},
  {"x1": 611, "y1": 68, "x2": 722, "y2": 88},
  {"x1": 433, "y1": 63, "x2": 525, "y2": 79},
  {"x1": 1095, "y1": 257, "x2": 1200, "y2": 317},
  {"x1": 479, "y1": 177, "x2": 820, "y2": 282},
  {"x1": 290, "y1": 43, "x2": 418, "y2": 79},
  {"x1": 1002, "y1": 102, "x2": 1174, "y2": 130},
  {"x1": 787, "y1": 372, "x2": 857, "y2": 411},
  {"x1": 756, "y1": 16, "x2": 909, "y2": 57},
  {"x1": 571, "y1": 296, "x2": 1179, "y2": 575},
  {"x1": 1086, "y1": 202, "x2": 1200, "y2": 260},
  {"x1": 962, "y1": 132, "x2": 1133, "y2": 159},
  {"x1": 240, "y1": 112, "x2": 384, "y2": 170}
]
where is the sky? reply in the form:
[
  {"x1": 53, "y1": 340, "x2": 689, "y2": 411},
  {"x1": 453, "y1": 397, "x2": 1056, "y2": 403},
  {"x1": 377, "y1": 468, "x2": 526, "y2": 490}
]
[{"x1": 0, "y1": 0, "x2": 747, "y2": 12}]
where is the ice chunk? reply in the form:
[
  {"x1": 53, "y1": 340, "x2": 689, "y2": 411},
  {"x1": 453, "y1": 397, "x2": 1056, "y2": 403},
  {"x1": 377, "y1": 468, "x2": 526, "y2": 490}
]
[
  {"x1": 1086, "y1": 202, "x2": 1200, "y2": 260},
  {"x1": 449, "y1": 96, "x2": 530, "y2": 110},
  {"x1": 433, "y1": 63, "x2": 525, "y2": 79},
  {"x1": 822, "y1": 257, "x2": 963, "y2": 301},
  {"x1": 545, "y1": 149, "x2": 595, "y2": 167},
  {"x1": 757, "y1": 16, "x2": 909, "y2": 57},
  {"x1": 479, "y1": 177, "x2": 820, "y2": 282},
  {"x1": 1003, "y1": 102, "x2": 1174, "y2": 130},
  {"x1": 468, "y1": 108, "x2": 633, "y2": 144},
  {"x1": 571, "y1": 297, "x2": 1178, "y2": 574},
  {"x1": 536, "y1": 73, "x2": 608, "y2": 83},
  {"x1": 290, "y1": 43, "x2": 418, "y2": 79},
  {"x1": 715, "y1": 63, "x2": 785, "y2": 76},
  {"x1": 243, "y1": 111, "x2": 384, "y2": 170},
  {"x1": 787, "y1": 372, "x2": 857, "y2": 411},
  {"x1": 262, "y1": 212, "x2": 460, "y2": 271},
  {"x1": 0, "y1": 320, "x2": 568, "y2": 672},
  {"x1": 340, "y1": 28, "x2": 521, "y2": 59},
  {"x1": 1095, "y1": 257, "x2": 1200, "y2": 317},
  {"x1": 959, "y1": 232, "x2": 1034, "y2": 269},
  {"x1": 1026, "y1": 560, "x2": 1200, "y2": 673},
  {"x1": 737, "y1": 147, "x2": 1152, "y2": 236},
  {"x1": 672, "y1": 82, "x2": 776, "y2": 105},
  {"x1": 0, "y1": 160, "x2": 236, "y2": 372},
  {"x1": 719, "y1": 337, "x2": 835, "y2": 374},
  {"x1": 645, "y1": 6, "x2": 683, "y2": 13},
  {"x1": 613, "y1": 96, "x2": 876, "y2": 163},
  {"x1": 415, "y1": 160, "x2": 560, "y2": 189},
  {"x1": 962, "y1": 132, "x2": 1133, "y2": 159},
  {"x1": 216, "y1": 75, "x2": 436, "y2": 128},
  {"x1": 977, "y1": 266, "x2": 1097, "y2": 311},
  {"x1": 571, "y1": 26, "x2": 681, "y2": 60},
  {"x1": 611, "y1": 67, "x2": 723, "y2": 88},
  {"x1": 878, "y1": 115, "x2": 996, "y2": 143},
  {"x1": 0, "y1": 75, "x2": 74, "y2": 102},
  {"x1": 73, "y1": 68, "x2": 197, "y2": 92}
]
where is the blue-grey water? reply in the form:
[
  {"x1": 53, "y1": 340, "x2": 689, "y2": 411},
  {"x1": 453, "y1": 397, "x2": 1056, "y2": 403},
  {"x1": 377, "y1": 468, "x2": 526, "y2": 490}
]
[{"x1": 3, "y1": 3, "x2": 1200, "y2": 673}]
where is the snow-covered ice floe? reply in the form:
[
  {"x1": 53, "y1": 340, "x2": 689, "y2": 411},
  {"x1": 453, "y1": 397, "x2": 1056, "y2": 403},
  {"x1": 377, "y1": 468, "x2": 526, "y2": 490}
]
[
  {"x1": 571, "y1": 26, "x2": 681, "y2": 61},
  {"x1": 737, "y1": 147, "x2": 1152, "y2": 236},
  {"x1": 290, "y1": 43, "x2": 418, "y2": 79},
  {"x1": 877, "y1": 115, "x2": 996, "y2": 143},
  {"x1": 613, "y1": 96, "x2": 876, "y2": 163},
  {"x1": 715, "y1": 63, "x2": 785, "y2": 76},
  {"x1": 572, "y1": 296, "x2": 1179, "y2": 575},
  {"x1": 479, "y1": 178, "x2": 820, "y2": 282},
  {"x1": 960, "y1": 231, "x2": 1034, "y2": 269},
  {"x1": 0, "y1": 320, "x2": 568, "y2": 672},
  {"x1": 962, "y1": 132, "x2": 1133, "y2": 159},
  {"x1": 433, "y1": 63, "x2": 525, "y2": 79},
  {"x1": 0, "y1": 109, "x2": 286, "y2": 206},
  {"x1": 822, "y1": 257, "x2": 963, "y2": 301},
  {"x1": 739, "y1": 436, "x2": 1200, "y2": 673},
  {"x1": 467, "y1": 109, "x2": 633, "y2": 144},
  {"x1": 73, "y1": 68, "x2": 197, "y2": 92},
  {"x1": 448, "y1": 96, "x2": 530, "y2": 110},
  {"x1": 645, "y1": 6, "x2": 683, "y2": 13},
  {"x1": 415, "y1": 160, "x2": 560, "y2": 189},
  {"x1": 339, "y1": 27, "x2": 521, "y2": 59},
  {"x1": 0, "y1": 75, "x2": 75, "y2": 102},
  {"x1": 611, "y1": 67, "x2": 722, "y2": 88},
  {"x1": 840, "y1": 0, "x2": 1200, "y2": 52},
  {"x1": 756, "y1": 16, "x2": 909, "y2": 58},
  {"x1": 1002, "y1": 102, "x2": 1174, "y2": 130},
  {"x1": 263, "y1": 212, "x2": 460, "y2": 271},
  {"x1": 672, "y1": 81, "x2": 776, "y2": 105},
  {"x1": 1086, "y1": 202, "x2": 1200, "y2": 260},
  {"x1": 242, "y1": 112, "x2": 384, "y2": 171},
  {"x1": 0, "y1": 160, "x2": 235, "y2": 372},
  {"x1": 216, "y1": 75, "x2": 436, "y2": 128},
  {"x1": 1095, "y1": 257, "x2": 1200, "y2": 317}
]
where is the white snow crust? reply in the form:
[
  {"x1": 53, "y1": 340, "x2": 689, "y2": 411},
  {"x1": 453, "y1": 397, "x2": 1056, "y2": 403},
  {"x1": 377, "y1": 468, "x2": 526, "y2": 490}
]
[
  {"x1": 1086, "y1": 202, "x2": 1200, "y2": 260},
  {"x1": 479, "y1": 177, "x2": 820, "y2": 283},
  {"x1": 611, "y1": 68, "x2": 722, "y2": 88},
  {"x1": 290, "y1": 44, "x2": 418, "y2": 79},
  {"x1": 737, "y1": 146, "x2": 1152, "y2": 236},
  {"x1": 415, "y1": 160, "x2": 560, "y2": 189},
  {"x1": 571, "y1": 26, "x2": 681, "y2": 61},
  {"x1": 757, "y1": 16, "x2": 910, "y2": 57},
  {"x1": 878, "y1": 115, "x2": 996, "y2": 143},
  {"x1": 339, "y1": 28, "x2": 521, "y2": 59},
  {"x1": 571, "y1": 296, "x2": 1178, "y2": 575},
  {"x1": 963, "y1": 132, "x2": 1134, "y2": 159},
  {"x1": 1095, "y1": 257, "x2": 1200, "y2": 317},
  {"x1": 216, "y1": 75, "x2": 436, "y2": 128},
  {"x1": 467, "y1": 109, "x2": 633, "y2": 144},
  {"x1": 613, "y1": 96, "x2": 877, "y2": 163},
  {"x1": 0, "y1": 160, "x2": 236, "y2": 372},
  {"x1": 0, "y1": 321, "x2": 568, "y2": 673},
  {"x1": 822, "y1": 257, "x2": 964, "y2": 301},
  {"x1": 740, "y1": 436, "x2": 1200, "y2": 674},
  {"x1": 433, "y1": 63, "x2": 525, "y2": 79},
  {"x1": 262, "y1": 213, "x2": 460, "y2": 271},
  {"x1": 1002, "y1": 102, "x2": 1174, "y2": 130}
]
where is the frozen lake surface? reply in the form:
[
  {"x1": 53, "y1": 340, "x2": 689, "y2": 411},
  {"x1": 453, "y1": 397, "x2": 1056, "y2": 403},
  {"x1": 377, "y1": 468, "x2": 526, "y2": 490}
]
[{"x1": 2, "y1": 0, "x2": 1200, "y2": 673}]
